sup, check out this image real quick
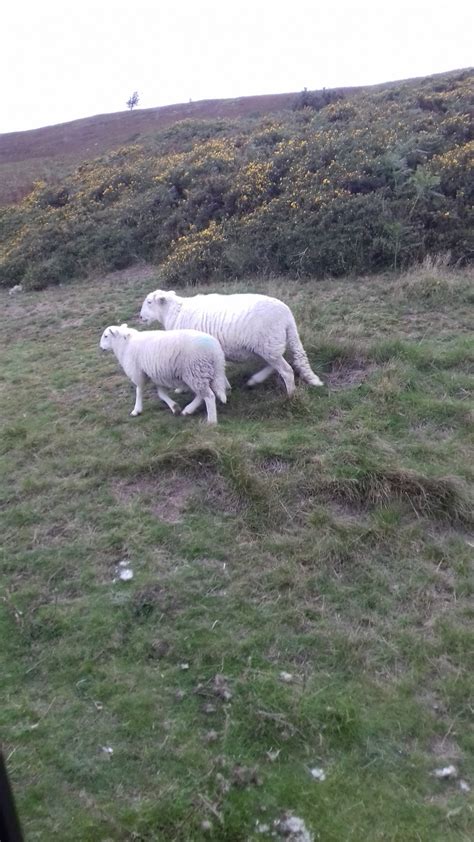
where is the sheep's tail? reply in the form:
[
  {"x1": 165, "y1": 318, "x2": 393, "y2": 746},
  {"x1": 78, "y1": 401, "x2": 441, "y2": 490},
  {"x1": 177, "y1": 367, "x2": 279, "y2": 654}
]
[{"x1": 286, "y1": 315, "x2": 323, "y2": 386}]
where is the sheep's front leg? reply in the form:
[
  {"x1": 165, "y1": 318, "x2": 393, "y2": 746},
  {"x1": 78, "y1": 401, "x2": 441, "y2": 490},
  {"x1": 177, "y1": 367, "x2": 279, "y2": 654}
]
[
  {"x1": 131, "y1": 384, "x2": 144, "y2": 416},
  {"x1": 157, "y1": 386, "x2": 181, "y2": 415},
  {"x1": 181, "y1": 395, "x2": 203, "y2": 416}
]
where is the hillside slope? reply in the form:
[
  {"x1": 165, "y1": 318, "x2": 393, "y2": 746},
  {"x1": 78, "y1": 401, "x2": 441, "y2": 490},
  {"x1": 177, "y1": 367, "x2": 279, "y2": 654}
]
[
  {"x1": 1, "y1": 264, "x2": 473, "y2": 840},
  {"x1": 1, "y1": 69, "x2": 472, "y2": 287},
  {"x1": 0, "y1": 92, "x2": 307, "y2": 204}
]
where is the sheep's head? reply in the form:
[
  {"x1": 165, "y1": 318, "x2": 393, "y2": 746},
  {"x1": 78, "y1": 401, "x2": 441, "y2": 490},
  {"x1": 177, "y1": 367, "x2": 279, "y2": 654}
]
[
  {"x1": 140, "y1": 289, "x2": 176, "y2": 324},
  {"x1": 99, "y1": 324, "x2": 132, "y2": 350}
]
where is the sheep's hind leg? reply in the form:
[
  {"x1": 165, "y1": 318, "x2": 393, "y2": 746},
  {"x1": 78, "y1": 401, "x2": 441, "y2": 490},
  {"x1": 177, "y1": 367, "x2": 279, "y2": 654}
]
[
  {"x1": 264, "y1": 356, "x2": 296, "y2": 396},
  {"x1": 203, "y1": 390, "x2": 218, "y2": 425},
  {"x1": 188, "y1": 386, "x2": 218, "y2": 424},
  {"x1": 157, "y1": 387, "x2": 181, "y2": 415},
  {"x1": 246, "y1": 365, "x2": 274, "y2": 388},
  {"x1": 181, "y1": 396, "x2": 204, "y2": 416}
]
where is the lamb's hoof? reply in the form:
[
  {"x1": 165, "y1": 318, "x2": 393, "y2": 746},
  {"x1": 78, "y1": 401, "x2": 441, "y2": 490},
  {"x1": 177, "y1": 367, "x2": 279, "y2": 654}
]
[
  {"x1": 130, "y1": 410, "x2": 142, "y2": 417},
  {"x1": 311, "y1": 377, "x2": 324, "y2": 387},
  {"x1": 171, "y1": 404, "x2": 181, "y2": 416}
]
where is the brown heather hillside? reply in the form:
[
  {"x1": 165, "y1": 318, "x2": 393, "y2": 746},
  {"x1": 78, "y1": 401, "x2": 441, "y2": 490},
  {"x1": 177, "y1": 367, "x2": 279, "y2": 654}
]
[
  {"x1": 1, "y1": 68, "x2": 472, "y2": 288},
  {"x1": 0, "y1": 71, "x2": 464, "y2": 205},
  {"x1": 0, "y1": 92, "x2": 304, "y2": 204}
]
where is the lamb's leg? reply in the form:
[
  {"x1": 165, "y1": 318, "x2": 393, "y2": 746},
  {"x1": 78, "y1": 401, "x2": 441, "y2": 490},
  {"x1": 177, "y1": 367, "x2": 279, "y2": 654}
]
[
  {"x1": 203, "y1": 391, "x2": 218, "y2": 425},
  {"x1": 157, "y1": 387, "x2": 181, "y2": 415},
  {"x1": 263, "y1": 356, "x2": 296, "y2": 396},
  {"x1": 246, "y1": 365, "x2": 274, "y2": 388},
  {"x1": 181, "y1": 396, "x2": 203, "y2": 416},
  {"x1": 131, "y1": 384, "x2": 144, "y2": 416}
]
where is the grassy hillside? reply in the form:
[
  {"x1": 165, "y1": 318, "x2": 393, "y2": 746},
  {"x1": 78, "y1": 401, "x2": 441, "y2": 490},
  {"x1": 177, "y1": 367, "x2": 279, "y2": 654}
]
[
  {"x1": 1, "y1": 69, "x2": 472, "y2": 289},
  {"x1": 1, "y1": 262, "x2": 473, "y2": 840}
]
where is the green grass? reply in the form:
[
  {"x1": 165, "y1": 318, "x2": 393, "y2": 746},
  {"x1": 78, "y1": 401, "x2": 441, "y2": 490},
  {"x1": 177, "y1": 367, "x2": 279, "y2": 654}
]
[{"x1": 1, "y1": 265, "x2": 473, "y2": 841}]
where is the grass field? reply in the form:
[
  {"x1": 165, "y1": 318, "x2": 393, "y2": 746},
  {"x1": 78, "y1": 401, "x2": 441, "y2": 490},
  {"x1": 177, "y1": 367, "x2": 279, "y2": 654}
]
[{"x1": 1, "y1": 263, "x2": 473, "y2": 841}]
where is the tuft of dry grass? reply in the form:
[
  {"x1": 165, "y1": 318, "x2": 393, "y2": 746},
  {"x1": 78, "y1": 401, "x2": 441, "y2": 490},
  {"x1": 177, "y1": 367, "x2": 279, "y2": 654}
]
[{"x1": 317, "y1": 468, "x2": 473, "y2": 525}]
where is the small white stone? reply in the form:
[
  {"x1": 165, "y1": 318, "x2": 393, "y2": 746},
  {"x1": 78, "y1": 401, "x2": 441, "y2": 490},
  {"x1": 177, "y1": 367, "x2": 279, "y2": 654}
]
[
  {"x1": 434, "y1": 765, "x2": 457, "y2": 779},
  {"x1": 279, "y1": 671, "x2": 294, "y2": 683},
  {"x1": 310, "y1": 767, "x2": 326, "y2": 781},
  {"x1": 256, "y1": 821, "x2": 270, "y2": 833},
  {"x1": 275, "y1": 815, "x2": 314, "y2": 841}
]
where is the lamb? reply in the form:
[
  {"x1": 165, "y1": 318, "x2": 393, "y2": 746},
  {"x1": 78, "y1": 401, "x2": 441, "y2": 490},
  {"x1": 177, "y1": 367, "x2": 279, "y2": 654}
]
[
  {"x1": 99, "y1": 324, "x2": 227, "y2": 424},
  {"x1": 139, "y1": 290, "x2": 323, "y2": 396}
]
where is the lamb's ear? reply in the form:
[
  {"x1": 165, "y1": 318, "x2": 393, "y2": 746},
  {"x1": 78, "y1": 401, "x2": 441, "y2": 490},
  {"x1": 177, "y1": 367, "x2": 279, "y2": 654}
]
[{"x1": 120, "y1": 323, "x2": 128, "y2": 329}]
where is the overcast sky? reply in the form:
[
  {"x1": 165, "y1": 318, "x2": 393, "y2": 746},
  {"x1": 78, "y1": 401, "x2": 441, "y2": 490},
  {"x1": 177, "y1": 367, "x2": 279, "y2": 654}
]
[{"x1": 2, "y1": 0, "x2": 472, "y2": 134}]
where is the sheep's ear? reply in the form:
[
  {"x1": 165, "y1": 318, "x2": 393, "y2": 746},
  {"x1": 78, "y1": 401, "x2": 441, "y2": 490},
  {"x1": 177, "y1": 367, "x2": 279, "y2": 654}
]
[{"x1": 120, "y1": 323, "x2": 128, "y2": 329}]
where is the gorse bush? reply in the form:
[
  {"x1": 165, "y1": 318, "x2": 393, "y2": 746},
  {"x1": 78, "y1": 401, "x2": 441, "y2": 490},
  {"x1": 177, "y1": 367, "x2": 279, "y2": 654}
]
[{"x1": 0, "y1": 70, "x2": 472, "y2": 288}]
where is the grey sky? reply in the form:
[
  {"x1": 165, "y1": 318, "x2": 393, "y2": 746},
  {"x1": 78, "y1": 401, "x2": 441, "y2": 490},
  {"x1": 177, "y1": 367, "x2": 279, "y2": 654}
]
[{"x1": 2, "y1": 0, "x2": 472, "y2": 134}]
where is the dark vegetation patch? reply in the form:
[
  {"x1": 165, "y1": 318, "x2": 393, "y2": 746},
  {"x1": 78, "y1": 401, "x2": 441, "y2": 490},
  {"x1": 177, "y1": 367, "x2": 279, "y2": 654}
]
[{"x1": 1, "y1": 69, "x2": 472, "y2": 289}]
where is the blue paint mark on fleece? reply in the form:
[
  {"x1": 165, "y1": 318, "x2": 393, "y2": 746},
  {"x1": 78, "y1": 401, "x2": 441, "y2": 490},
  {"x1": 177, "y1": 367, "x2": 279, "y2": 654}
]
[{"x1": 195, "y1": 335, "x2": 216, "y2": 348}]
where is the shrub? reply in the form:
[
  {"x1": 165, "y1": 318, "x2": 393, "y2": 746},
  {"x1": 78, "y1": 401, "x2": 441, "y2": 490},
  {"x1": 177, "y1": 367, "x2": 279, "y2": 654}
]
[{"x1": 0, "y1": 69, "x2": 472, "y2": 288}]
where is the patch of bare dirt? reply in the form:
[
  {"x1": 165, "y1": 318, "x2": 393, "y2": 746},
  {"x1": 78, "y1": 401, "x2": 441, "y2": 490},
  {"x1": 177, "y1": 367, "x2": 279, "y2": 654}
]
[
  {"x1": 326, "y1": 359, "x2": 377, "y2": 390},
  {"x1": 97, "y1": 264, "x2": 158, "y2": 286},
  {"x1": 113, "y1": 468, "x2": 242, "y2": 523},
  {"x1": 429, "y1": 737, "x2": 463, "y2": 760},
  {"x1": 113, "y1": 472, "x2": 197, "y2": 523},
  {"x1": 258, "y1": 456, "x2": 292, "y2": 475},
  {"x1": 132, "y1": 584, "x2": 182, "y2": 617}
]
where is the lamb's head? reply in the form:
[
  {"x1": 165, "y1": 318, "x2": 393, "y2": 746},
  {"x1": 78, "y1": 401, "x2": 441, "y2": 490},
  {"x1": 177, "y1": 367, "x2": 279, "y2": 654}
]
[
  {"x1": 140, "y1": 289, "x2": 177, "y2": 325},
  {"x1": 99, "y1": 324, "x2": 132, "y2": 351}
]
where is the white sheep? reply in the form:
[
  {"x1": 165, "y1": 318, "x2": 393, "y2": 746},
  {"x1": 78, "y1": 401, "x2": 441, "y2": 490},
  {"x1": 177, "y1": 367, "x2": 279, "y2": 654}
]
[
  {"x1": 139, "y1": 290, "x2": 323, "y2": 396},
  {"x1": 99, "y1": 324, "x2": 227, "y2": 424}
]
